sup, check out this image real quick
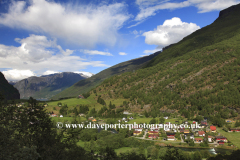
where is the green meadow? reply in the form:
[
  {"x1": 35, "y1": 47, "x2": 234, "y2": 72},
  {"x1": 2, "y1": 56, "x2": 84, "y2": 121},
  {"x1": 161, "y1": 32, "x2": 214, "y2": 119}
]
[{"x1": 217, "y1": 128, "x2": 240, "y2": 148}]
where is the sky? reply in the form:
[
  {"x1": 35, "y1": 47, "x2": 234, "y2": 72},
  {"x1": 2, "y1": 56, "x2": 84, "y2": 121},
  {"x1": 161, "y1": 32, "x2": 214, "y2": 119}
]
[{"x1": 0, "y1": 0, "x2": 239, "y2": 81}]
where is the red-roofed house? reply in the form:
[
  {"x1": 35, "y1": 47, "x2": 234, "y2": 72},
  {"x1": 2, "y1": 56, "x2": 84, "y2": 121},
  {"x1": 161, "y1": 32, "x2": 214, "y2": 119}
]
[
  {"x1": 148, "y1": 134, "x2": 159, "y2": 139},
  {"x1": 148, "y1": 131, "x2": 159, "y2": 134},
  {"x1": 210, "y1": 126, "x2": 216, "y2": 132},
  {"x1": 195, "y1": 138, "x2": 203, "y2": 142},
  {"x1": 215, "y1": 136, "x2": 227, "y2": 142},
  {"x1": 198, "y1": 131, "x2": 205, "y2": 136},
  {"x1": 229, "y1": 128, "x2": 240, "y2": 132},
  {"x1": 168, "y1": 136, "x2": 175, "y2": 141},
  {"x1": 218, "y1": 140, "x2": 225, "y2": 145},
  {"x1": 133, "y1": 131, "x2": 141, "y2": 136}
]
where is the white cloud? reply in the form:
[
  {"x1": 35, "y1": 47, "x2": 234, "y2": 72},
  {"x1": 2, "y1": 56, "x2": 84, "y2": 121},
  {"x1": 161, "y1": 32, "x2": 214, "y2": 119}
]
[
  {"x1": 191, "y1": 0, "x2": 240, "y2": 13},
  {"x1": 143, "y1": 49, "x2": 161, "y2": 54},
  {"x1": 134, "y1": 0, "x2": 240, "y2": 23},
  {"x1": 142, "y1": 17, "x2": 200, "y2": 48},
  {"x1": 0, "y1": 34, "x2": 73, "y2": 63},
  {"x1": 135, "y1": 0, "x2": 189, "y2": 21},
  {"x1": 0, "y1": 35, "x2": 110, "y2": 81},
  {"x1": 0, "y1": 0, "x2": 130, "y2": 48},
  {"x1": 74, "y1": 71, "x2": 94, "y2": 78},
  {"x1": 42, "y1": 70, "x2": 59, "y2": 75},
  {"x1": 2, "y1": 69, "x2": 35, "y2": 81},
  {"x1": 82, "y1": 49, "x2": 113, "y2": 56},
  {"x1": 119, "y1": 52, "x2": 127, "y2": 55}
]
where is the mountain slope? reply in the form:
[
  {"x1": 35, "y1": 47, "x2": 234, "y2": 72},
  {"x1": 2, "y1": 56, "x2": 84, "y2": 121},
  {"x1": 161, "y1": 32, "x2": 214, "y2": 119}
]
[
  {"x1": 144, "y1": 3, "x2": 240, "y2": 69},
  {"x1": 51, "y1": 51, "x2": 161, "y2": 100},
  {"x1": 14, "y1": 72, "x2": 86, "y2": 99},
  {"x1": 86, "y1": 3, "x2": 240, "y2": 116},
  {"x1": 0, "y1": 72, "x2": 20, "y2": 100}
]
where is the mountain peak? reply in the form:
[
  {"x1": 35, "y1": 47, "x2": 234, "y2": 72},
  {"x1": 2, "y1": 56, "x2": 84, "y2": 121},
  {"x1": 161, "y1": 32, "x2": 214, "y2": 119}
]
[{"x1": 218, "y1": 3, "x2": 240, "y2": 19}]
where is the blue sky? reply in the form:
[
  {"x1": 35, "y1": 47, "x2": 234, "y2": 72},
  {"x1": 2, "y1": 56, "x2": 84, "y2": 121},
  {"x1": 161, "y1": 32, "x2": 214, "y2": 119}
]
[{"x1": 0, "y1": 0, "x2": 239, "y2": 81}]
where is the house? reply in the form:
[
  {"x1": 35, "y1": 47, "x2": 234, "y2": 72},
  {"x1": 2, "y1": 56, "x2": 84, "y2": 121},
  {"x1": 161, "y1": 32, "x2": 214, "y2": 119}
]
[
  {"x1": 215, "y1": 136, "x2": 227, "y2": 142},
  {"x1": 229, "y1": 128, "x2": 240, "y2": 132},
  {"x1": 210, "y1": 126, "x2": 216, "y2": 132},
  {"x1": 133, "y1": 131, "x2": 141, "y2": 136},
  {"x1": 184, "y1": 130, "x2": 190, "y2": 133},
  {"x1": 226, "y1": 119, "x2": 232, "y2": 123},
  {"x1": 148, "y1": 134, "x2": 159, "y2": 138},
  {"x1": 129, "y1": 117, "x2": 134, "y2": 120},
  {"x1": 51, "y1": 114, "x2": 57, "y2": 117},
  {"x1": 135, "y1": 128, "x2": 143, "y2": 132},
  {"x1": 92, "y1": 119, "x2": 97, "y2": 122},
  {"x1": 122, "y1": 117, "x2": 127, "y2": 121},
  {"x1": 201, "y1": 120, "x2": 207, "y2": 125},
  {"x1": 198, "y1": 131, "x2": 205, "y2": 136},
  {"x1": 60, "y1": 115, "x2": 63, "y2": 117},
  {"x1": 149, "y1": 131, "x2": 159, "y2": 135},
  {"x1": 195, "y1": 138, "x2": 203, "y2": 142},
  {"x1": 193, "y1": 121, "x2": 196, "y2": 124},
  {"x1": 218, "y1": 140, "x2": 225, "y2": 145},
  {"x1": 208, "y1": 136, "x2": 212, "y2": 142},
  {"x1": 78, "y1": 95, "x2": 84, "y2": 99},
  {"x1": 168, "y1": 136, "x2": 175, "y2": 141},
  {"x1": 184, "y1": 133, "x2": 194, "y2": 140},
  {"x1": 164, "y1": 116, "x2": 168, "y2": 119},
  {"x1": 199, "y1": 124, "x2": 208, "y2": 128},
  {"x1": 179, "y1": 128, "x2": 185, "y2": 133},
  {"x1": 206, "y1": 128, "x2": 211, "y2": 133},
  {"x1": 166, "y1": 132, "x2": 175, "y2": 137}
]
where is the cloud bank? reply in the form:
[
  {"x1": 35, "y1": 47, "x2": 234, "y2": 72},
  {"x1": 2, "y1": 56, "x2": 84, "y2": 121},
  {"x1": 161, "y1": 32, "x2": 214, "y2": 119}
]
[
  {"x1": 142, "y1": 17, "x2": 200, "y2": 48},
  {"x1": 0, "y1": 0, "x2": 130, "y2": 48}
]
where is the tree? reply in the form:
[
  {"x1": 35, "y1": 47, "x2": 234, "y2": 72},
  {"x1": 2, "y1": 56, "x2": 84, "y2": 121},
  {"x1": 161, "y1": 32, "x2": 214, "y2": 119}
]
[
  {"x1": 149, "y1": 118, "x2": 156, "y2": 124},
  {"x1": 0, "y1": 97, "x2": 96, "y2": 160},
  {"x1": 163, "y1": 148, "x2": 185, "y2": 160},
  {"x1": 192, "y1": 151, "x2": 202, "y2": 160},
  {"x1": 159, "y1": 116, "x2": 165, "y2": 124}
]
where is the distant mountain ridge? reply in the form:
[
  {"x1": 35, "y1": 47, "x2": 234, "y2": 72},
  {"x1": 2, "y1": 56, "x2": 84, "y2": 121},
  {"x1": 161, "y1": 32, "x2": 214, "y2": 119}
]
[
  {"x1": 14, "y1": 72, "x2": 86, "y2": 99},
  {"x1": 51, "y1": 51, "x2": 161, "y2": 100},
  {"x1": 0, "y1": 72, "x2": 20, "y2": 100}
]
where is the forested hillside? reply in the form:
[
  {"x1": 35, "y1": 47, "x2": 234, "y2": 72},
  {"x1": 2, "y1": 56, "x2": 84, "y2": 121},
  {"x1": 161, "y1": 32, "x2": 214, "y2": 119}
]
[
  {"x1": 87, "y1": 4, "x2": 240, "y2": 123},
  {"x1": 52, "y1": 51, "x2": 161, "y2": 100},
  {"x1": 0, "y1": 72, "x2": 20, "y2": 100}
]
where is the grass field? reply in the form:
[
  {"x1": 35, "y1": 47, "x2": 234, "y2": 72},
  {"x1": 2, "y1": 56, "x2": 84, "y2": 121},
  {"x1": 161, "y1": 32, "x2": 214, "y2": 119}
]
[
  {"x1": 50, "y1": 116, "x2": 87, "y2": 123},
  {"x1": 46, "y1": 95, "x2": 127, "y2": 113},
  {"x1": 217, "y1": 128, "x2": 240, "y2": 148},
  {"x1": 128, "y1": 118, "x2": 182, "y2": 125}
]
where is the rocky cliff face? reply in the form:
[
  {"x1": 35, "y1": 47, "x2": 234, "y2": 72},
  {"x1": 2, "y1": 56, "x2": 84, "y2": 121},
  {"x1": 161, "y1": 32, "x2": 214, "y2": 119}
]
[
  {"x1": 14, "y1": 72, "x2": 86, "y2": 99},
  {"x1": 0, "y1": 72, "x2": 20, "y2": 100}
]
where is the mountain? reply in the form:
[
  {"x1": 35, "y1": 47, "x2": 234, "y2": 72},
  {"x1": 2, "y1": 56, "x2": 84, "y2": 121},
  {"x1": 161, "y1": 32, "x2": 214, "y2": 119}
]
[
  {"x1": 14, "y1": 72, "x2": 86, "y2": 99},
  {"x1": 85, "y1": 4, "x2": 240, "y2": 115},
  {"x1": 51, "y1": 51, "x2": 161, "y2": 100},
  {"x1": 0, "y1": 72, "x2": 20, "y2": 100},
  {"x1": 8, "y1": 81, "x2": 18, "y2": 85}
]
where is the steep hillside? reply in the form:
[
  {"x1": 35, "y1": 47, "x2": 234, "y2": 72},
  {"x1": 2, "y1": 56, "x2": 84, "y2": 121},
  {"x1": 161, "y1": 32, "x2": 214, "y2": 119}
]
[
  {"x1": 51, "y1": 51, "x2": 161, "y2": 100},
  {"x1": 87, "y1": 4, "x2": 240, "y2": 118},
  {"x1": 14, "y1": 72, "x2": 86, "y2": 99},
  {"x1": 0, "y1": 72, "x2": 20, "y2": 100}
]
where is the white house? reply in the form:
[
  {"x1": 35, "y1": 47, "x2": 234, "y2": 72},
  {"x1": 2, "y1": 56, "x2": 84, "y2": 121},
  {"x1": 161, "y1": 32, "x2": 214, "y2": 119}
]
[
  {"x1": 135, "y1": 128, "x2": 143, "y2": 132},
  {"x1": 60, "y1": 115, "x2": 63, "y2": 117},
  {"x1": 164, "y1": 116, "x2": 168, "y2": 119}
]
